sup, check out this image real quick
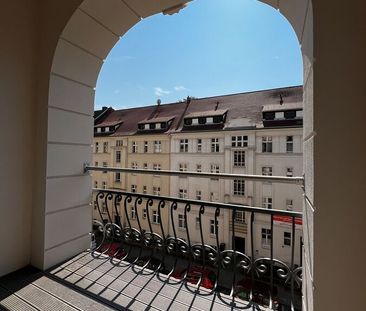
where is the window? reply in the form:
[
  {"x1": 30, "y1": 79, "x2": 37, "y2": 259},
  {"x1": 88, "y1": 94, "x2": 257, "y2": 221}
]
[
  {"x1": 235, "y1": 210, "x2": 245, "y2": 223},
  {"x1": 143, "y1": 186, "x2": 147, "y2": 194},
  {"x1": 262, "y1": 166, "x2": 273, "y2": 176},
  {"x1": 197, "y1": 139, "x2": 202, "y2": 152},
  {"x1": 261, "y1": 228, "x2": 272, "y2": 246},
  {"x1": 233, "y1": 151, "x2": 245, "y2": 167},
  {"x1": 95, "y1": 161, "x2": 98, "y2": 166},
  {"x1": 286, "y1": 199, "x2": 293, "y2": 211},
  {"x1": 102, "y1": 202, "x2": 107, "y2": 213},
  {"x1": 210, "y1": 164, "x2": 220, "y2": 173},
  {"x1": 144, "y1": 141, "x2": 148, "y2": 153},
  {"x1": 284, "y1": 110, "x2": 296, "y2": 119},
  {"x1": 103, "y1": 142, "x2": 108, "y2": 153},
  {"x1": 179, "y1": 163, "x2": 187, "y2": 172},
  {"x1": 131, "y1": 184, "x2": 137, "y2": 193},
  {"x1": 232, "y1": 136, "x2": 248, "y2": 147},
  {"x1": 179, "y1": 139, "x2": 188, "y2": 152},
  {"x1": 152, "y1": 210, "x2": 160, "y2": 224},
  {"x1": 211, "y1": 138, "x2": 220, "y2": 152},
  {"x1": 153, "y1": 163, "x2": 161, "y2": 170},
  {"x1": 263, "y1": 111, "x2": 275, "y2": 120},
  {"x1": 286, "y1": 167, "x2": 293, "y2": 177},
  {"x1": 179, "y1": 189, "x2": 187, "y2": 199},
  {"x1": 115, "y1": 172, "x2": 120, "y2": 182},
  {"x1": 116, "y1": 140, "x2": 123, "y2": 147},
  {"x1": 102, "y1": 181, "x2": 107, "y2": 189},
  {"x1": 154, "y1": 141, "x2": 161, "y2": 153},
  {"x1": 196, "y1": 164, "x2": 202, "y2": 172},
  {"x1": 178, "y1": 214, "x2": 186, "y2": 229},
  {"x1": 95, "y1": 142, "x2": 99, "y2": 153},
  {"x1": 132, "y1": 141, "x2": 137, "y2": 153},
  {"x1": 153, "y1": 186, "x2": 160, "y2": 195},
  {"x1": 286, "y1": 136, "x2": 294, "y2": 153},
  {"x1": 143, "y1": 163, "x2": 148, "y2": 169},
  {"x1": 149, "y1": 123, "x2": 156, "y2": 130},
  {"x1": 195, "y1": 217, "x2": 200, "y2": 229},
  {"x1": 138, "y1": 123, "x2": 145, "y2": 130},
  {"x1": 262, "y1": 197, "x2": 273, "y2": 209},
  {"x1": 142, "y1": 208, "x2": 147, "y2": 219},
  {"x1": 131, "y1": 162, "x2": 138, "y2": 169},
  {"x1": 210, "y1": 219, "x2": 218, "y2": 235},
  {"x1": 184, "y1": 118, "x2": 192, "y2": 126},
  {"x1": 196, "y1": 190, "x2": 202, "y2": 200},
  {"x1": 284, "y1": 232, "x2": 291, "y2": 246},
  {"x1": 102, "y1": 162, "x2": 108, "y2": 173},
  {"x1": 115, "y1": 150, "x2": 121, "y2": 163},
  {"x1": 233, "y1": 180, "x2": 245, "y2": 196},
  {"x1": 94, "y1": 181, "x2": 98, "y2": 188},
  {"x1": 213, "y1": 115, "x2": 223, "y2": 123},
  {"x1": 198, "y1": 117, "x2": 206, "y2": 124},
  {"x1": 131, "y1": 206, "x2": 136, "y2": 219},
  {"x1": 262, "y1": 136, "x2": 273, "y2": 153}
]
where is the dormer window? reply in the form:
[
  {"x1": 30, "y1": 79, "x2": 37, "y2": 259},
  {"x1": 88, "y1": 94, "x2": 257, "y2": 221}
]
[
  {"x1": 105, "y1": 127, "x2": 109, "y2": 132},
  {"x1": 97, "y1": 127, "x2": 101, "y2": 133},
  {"x1": 184, "y1": 118, "x2": 192, "y2": 126},
  {"x1": 263, "y1": 112, "x2": 275, "y2": 120},
  {"x1": 149, "y1": 123, "x2": 156, "y2": 129},
  {"x1": 284, "y1": 110, "x2": 296, "y2": 119},
  {"x1": 198, "y1": 117, "x2": 206, "y2": 124},
  {"x1": 161, "y1": 122, "x2": 167, "y2": 128},
  {"x1": 101, "y1": 127, "x2": 105, "y2": 132},
  {"x1": 213, "y1": 115, "x2": 223, "y2": 123},
  {"x1": 138, "y1": 123, "x2": 145, "y2": 130}
]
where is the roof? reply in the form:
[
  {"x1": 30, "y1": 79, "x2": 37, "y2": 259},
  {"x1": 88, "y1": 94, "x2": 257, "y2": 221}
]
[
  {"x1": 184, "y1": 109, "x2": 228, "y2": 119},
  {"x1": 93, "y1": 86, "x2": 303, "y2": 136},
  {"x1": 262, "y1": 102, "x2": 303, "y2": 112},
  {"x1": 138, "y1": 116, "x2": 175, "y2": 124},
  {"x1": 94, "y1": 120, "x2": 122, "y2": 128}
]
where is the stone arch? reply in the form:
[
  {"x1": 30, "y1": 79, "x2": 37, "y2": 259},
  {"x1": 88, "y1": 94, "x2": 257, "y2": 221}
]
[{"x1": 43, "y1": 5, "x2": 313, "y2": 309}]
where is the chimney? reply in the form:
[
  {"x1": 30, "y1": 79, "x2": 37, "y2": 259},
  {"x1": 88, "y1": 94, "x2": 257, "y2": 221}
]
[{"x1": 102, "y1": 106, "x2": 108, "y2": 111}]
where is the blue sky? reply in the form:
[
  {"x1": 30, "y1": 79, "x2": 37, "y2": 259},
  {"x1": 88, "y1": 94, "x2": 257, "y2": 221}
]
[{"x1": 95, "y1": 0, "x2": 303, "y2": 109}]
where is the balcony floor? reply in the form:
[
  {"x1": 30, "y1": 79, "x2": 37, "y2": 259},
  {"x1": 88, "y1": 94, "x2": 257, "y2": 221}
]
[{"x1": 0, "y1": 251, "x2": 270, "y2": 311}]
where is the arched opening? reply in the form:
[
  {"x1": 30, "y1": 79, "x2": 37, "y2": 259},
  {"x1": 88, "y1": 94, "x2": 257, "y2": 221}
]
[{"x1": 38, "y1": 0, "x2": 313, "y2": 309}]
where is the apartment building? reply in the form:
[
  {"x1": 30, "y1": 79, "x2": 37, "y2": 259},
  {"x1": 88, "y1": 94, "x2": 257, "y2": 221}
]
[
  {"x1": 93, "y1": 101, "x2": 188, "y2": 237},
  {"x1": 93, "y1": 86, "x2": 303, "y2": 265},
  {"x1": 169, "y1": 87, "x2": 303, "y2": 265}
]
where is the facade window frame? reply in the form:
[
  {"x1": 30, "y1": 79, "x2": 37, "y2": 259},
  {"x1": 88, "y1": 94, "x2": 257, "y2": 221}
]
[
  {"x1": 262, "y1": 136, "x2": 273, "y2": 153},
  {"x1": 233, "y1": 179, "x2": 245, "y2": 196},
  {"x1": 211, "y1": 138, "x2": 220, "y2": 153},
  {"x1": 179, "y1": 139, "x2": 188, "y2": 153}
]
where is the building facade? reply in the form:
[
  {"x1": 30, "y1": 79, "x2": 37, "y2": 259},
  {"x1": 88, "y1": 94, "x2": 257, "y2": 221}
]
[{"x1": 93, "y1": 86, "x2": 303, "y2": 265}]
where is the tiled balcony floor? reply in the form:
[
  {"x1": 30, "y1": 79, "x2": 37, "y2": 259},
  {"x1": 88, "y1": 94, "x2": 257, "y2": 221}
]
[{"x1": 0, "y1": 252, "x2": 270, "y2": 311}]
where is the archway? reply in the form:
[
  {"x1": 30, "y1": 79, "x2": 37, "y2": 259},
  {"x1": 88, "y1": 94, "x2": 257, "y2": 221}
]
[{"x1": 41, "y1": 0, "x2": 313, "y2": 309}]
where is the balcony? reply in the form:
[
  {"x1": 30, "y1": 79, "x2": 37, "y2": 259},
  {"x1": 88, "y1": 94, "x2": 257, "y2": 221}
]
[{"x1": 0, "y1": 168, "x2": 303, "y2": 311}]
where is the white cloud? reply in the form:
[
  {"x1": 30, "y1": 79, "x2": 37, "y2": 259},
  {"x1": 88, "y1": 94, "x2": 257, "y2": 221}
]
[
  {"x1": 174, "y1": 85, "x2": 188, "y2": 91},
  {"x1": 154, "y1": 87, "x2": 171, "y2": 96}
]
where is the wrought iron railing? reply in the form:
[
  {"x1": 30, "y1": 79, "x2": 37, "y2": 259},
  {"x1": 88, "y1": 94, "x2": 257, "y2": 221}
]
[{"x1": 90, "y1": 189, "x2": 302, "y2": 310}]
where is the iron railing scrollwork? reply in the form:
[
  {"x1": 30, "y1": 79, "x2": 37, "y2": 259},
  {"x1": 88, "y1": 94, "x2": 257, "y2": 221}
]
[{"x1": 91, "y1": 189, "x2": 303, "y2": 310}]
